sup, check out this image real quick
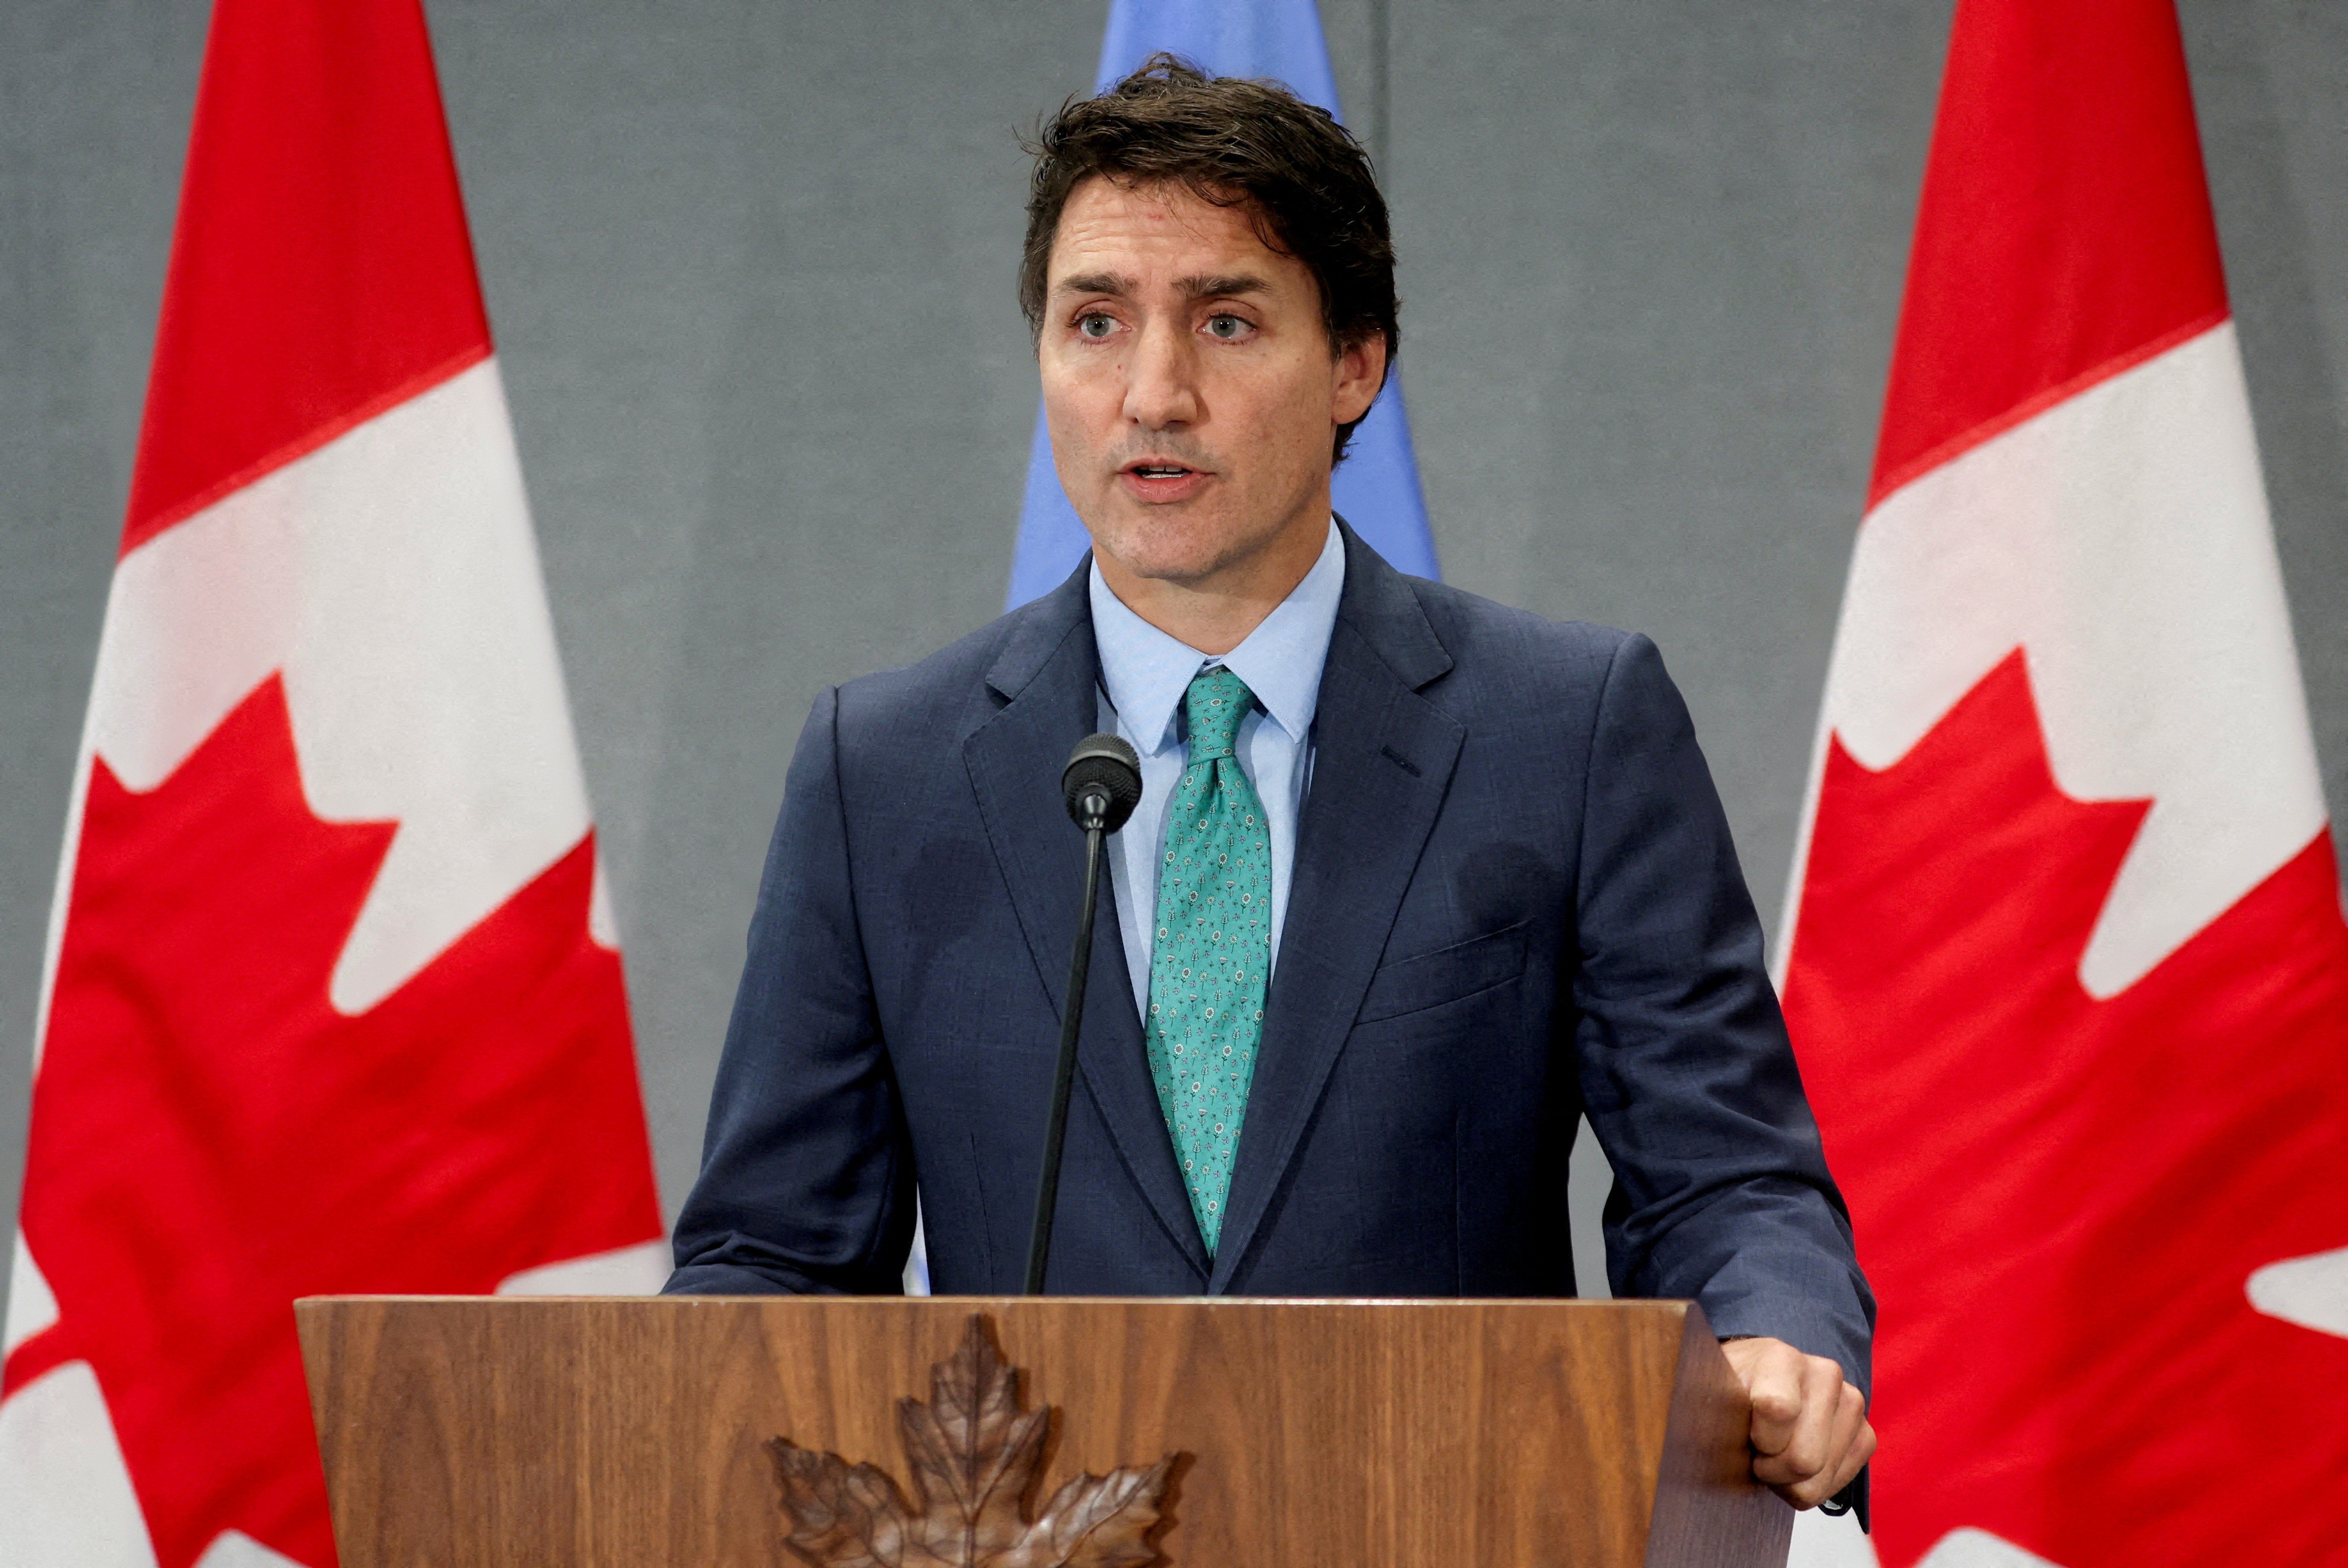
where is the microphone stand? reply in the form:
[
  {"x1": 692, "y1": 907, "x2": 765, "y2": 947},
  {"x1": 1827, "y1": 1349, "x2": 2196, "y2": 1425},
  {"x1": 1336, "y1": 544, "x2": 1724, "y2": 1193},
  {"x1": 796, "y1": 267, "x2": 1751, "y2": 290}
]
[
  {"x1": 1023, "y1": 733, "x2": 1139, "y2": 1295},
  {"x1": 1024, "y1": 790, "x2": 1109, "y2": 1295}
]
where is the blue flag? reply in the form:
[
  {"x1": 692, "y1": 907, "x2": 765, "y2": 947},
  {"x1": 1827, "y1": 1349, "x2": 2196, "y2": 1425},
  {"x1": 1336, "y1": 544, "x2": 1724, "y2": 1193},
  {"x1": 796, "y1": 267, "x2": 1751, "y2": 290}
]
[{"x1": 1003, "y1": 0, "x2": 1439, "y2": 608}]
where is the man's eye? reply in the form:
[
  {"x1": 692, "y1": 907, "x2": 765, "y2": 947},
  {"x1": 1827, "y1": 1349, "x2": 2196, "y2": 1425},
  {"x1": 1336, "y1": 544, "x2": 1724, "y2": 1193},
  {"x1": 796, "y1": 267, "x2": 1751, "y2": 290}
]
[
  {"x1": 1078, "y1": 313, "x2": 1115, "y2": 339},
  {"x1": 1206, "y1": 314, "x2": 1250, "y2": 340}
]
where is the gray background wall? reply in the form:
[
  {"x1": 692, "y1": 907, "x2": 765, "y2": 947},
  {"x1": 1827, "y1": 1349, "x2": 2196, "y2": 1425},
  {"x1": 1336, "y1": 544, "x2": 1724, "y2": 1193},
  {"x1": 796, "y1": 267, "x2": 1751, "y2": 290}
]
[{"x1": 5, "y1": 1, "x2": 2346, "y2": 1325}]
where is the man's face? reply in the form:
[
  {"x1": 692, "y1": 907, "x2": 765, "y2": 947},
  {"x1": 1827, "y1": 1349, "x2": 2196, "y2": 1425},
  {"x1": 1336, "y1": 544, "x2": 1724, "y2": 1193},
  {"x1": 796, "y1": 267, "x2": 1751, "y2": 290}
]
[{"x1": 1038, "y1": 177, "x2": 1385, "y2": 587}]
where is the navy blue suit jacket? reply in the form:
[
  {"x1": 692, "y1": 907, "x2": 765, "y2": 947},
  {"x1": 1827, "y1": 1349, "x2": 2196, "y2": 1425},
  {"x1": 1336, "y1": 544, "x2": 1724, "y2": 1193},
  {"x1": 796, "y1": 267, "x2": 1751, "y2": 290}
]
[{"x1": 669, "y1": 524, "x2": 1874, "y2": 1396}]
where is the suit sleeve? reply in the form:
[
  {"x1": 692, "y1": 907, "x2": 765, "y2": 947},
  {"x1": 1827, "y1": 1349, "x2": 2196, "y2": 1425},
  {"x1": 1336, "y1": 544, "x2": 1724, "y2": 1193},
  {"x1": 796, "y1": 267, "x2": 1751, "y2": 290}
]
[
  {"x1": 1568, "y1": 633, "x2": 1876, "y2": 1393},
  {"x1": 664, "y1": 686, "x2": 917, "y2": 1295}
]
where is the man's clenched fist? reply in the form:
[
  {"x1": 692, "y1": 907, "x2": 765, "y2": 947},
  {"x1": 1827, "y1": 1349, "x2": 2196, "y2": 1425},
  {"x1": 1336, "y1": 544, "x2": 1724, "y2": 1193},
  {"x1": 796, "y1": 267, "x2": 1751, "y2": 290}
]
[{"x1": 1719, "y1": 1337, "x2": 1875, "y2": 1509}]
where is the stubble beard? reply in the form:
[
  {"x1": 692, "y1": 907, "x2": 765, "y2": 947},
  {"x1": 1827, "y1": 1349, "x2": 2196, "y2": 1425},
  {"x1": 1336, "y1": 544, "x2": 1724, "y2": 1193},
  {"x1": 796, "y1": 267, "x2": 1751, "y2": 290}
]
[{"x1": 1089, "y1": 470, "x2": 1325, "y2": 589}]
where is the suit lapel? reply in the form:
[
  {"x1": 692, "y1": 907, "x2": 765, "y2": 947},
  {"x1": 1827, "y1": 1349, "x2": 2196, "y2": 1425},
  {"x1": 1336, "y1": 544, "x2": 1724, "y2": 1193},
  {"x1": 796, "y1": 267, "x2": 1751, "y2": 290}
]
[
  {"x1": 1208, "y1": 527, "x2": 1463, "y2": 1292},
  {"x1": 962, "y1": 568, "x2": 1209, "y2": 1280}
]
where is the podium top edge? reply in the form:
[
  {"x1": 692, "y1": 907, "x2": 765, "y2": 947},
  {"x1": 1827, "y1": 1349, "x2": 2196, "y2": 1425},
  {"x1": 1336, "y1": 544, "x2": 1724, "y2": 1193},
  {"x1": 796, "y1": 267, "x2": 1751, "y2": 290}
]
[{"x1": 294, "y1": 1295, "x2": 1693, "y2": 1311}]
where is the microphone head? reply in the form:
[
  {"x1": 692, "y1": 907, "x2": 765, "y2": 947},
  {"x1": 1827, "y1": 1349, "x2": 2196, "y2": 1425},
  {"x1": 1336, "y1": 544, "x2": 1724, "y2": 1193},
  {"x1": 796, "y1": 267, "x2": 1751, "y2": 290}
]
[{"x1": 1063, "y1": 733, "x2": 1143, "y2": 834}]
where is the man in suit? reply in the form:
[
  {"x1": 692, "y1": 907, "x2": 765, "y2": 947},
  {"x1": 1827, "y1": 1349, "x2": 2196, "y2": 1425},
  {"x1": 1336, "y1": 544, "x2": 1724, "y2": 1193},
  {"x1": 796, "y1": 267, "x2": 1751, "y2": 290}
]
[{"x1": 669, "y1": 58, "x2": 1876, "y2": 1511}]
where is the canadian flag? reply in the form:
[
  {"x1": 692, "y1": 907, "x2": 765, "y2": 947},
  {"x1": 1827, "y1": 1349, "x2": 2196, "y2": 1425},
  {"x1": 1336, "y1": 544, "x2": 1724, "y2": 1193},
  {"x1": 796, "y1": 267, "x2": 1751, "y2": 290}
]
[
  {"x1": 1779, "y1": 0, "x2": 2348, "y2": 1565},
  {"x1": 0, "y1": 3, "x2": 665, "y2": 1566}
]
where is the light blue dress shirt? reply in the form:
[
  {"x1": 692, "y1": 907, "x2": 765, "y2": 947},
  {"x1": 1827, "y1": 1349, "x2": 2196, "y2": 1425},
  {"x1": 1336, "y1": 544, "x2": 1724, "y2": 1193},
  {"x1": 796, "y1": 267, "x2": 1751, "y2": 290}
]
[{"x1": 1089, "y1": 520, "x2": 1346, "y2": 1017}]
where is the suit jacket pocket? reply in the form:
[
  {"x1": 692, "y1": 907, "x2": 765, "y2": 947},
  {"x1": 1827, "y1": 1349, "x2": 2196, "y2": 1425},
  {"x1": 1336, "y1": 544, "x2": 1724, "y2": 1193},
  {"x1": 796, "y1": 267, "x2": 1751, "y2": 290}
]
[{"x1": 1355, "y1": 921, "x2": 1530, "y2": 1025}]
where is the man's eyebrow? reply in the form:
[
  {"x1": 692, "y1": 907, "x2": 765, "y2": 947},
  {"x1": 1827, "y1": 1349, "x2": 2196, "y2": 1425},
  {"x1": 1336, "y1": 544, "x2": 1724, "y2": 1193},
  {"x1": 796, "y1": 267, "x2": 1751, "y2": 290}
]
[
  {"x1": 1048, "y1": 272, "x2": 1273, "y2": 300},
  {"x1": 1177, "y1": 273, "x2": 1270, "y2": 300},
  {"x1": 1053, "y1": 272, "x2": 1134, "y2": 298}
]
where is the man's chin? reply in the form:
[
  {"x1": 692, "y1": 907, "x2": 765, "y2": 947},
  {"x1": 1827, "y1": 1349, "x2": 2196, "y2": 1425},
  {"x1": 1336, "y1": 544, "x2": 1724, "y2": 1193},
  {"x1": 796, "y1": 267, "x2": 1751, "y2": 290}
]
[
  {"x1": 1094, "y1": 544, "x2": 1221, "y2": 582},
  {"x1": 1085, "y1": 514, "x2": 1241, "y2": 586}
]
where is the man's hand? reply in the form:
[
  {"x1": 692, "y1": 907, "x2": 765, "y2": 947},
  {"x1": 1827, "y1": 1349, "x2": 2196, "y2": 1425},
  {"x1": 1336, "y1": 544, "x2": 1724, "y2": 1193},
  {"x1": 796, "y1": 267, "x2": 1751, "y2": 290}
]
[{"x1": 1719, "y1": 1337, "x2": 1875, "y2": 1509}]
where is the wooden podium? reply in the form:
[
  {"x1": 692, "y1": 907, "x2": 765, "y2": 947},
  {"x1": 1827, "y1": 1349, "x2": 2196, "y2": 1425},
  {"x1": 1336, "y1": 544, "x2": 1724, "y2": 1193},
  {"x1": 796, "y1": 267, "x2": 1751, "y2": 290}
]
[{"x1": 296, "y1": 1296, "x2": 1790, "y2": 1567}]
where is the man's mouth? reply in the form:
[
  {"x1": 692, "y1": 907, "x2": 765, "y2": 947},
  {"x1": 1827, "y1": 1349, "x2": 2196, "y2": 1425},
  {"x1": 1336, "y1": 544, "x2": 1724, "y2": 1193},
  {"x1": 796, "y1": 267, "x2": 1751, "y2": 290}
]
[{"x1": 1116, "y1": 459, "x2": 1212, "y2": 502}]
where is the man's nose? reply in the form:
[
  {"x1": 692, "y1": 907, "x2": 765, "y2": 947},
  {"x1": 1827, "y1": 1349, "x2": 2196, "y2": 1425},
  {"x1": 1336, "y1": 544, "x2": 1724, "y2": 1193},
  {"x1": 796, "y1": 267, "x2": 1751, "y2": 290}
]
[{"x1": 1121, "y1": 318, "x2": 1200, "y2": 430}]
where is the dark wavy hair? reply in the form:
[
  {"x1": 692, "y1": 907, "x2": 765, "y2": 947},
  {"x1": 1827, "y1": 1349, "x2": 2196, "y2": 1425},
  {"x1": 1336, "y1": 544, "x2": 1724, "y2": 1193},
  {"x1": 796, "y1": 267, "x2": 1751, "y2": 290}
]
[{"x1": 1019, "y1": 54, "x2": 1399, "y2": 461}]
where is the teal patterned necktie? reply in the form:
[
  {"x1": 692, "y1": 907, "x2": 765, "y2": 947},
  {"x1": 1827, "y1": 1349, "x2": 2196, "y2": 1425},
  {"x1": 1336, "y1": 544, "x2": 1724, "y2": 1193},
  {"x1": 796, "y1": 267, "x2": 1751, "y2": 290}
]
[{"x1": 1144, "y1": 666, "x2": 1273, "y2": 1255}]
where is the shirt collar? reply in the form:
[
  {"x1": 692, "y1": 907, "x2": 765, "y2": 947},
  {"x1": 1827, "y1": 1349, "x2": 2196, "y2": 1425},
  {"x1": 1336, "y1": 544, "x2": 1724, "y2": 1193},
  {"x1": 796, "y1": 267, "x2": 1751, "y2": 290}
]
[{"x1": 1089, "y1": 518, "x2": 1346, "y2": 758}]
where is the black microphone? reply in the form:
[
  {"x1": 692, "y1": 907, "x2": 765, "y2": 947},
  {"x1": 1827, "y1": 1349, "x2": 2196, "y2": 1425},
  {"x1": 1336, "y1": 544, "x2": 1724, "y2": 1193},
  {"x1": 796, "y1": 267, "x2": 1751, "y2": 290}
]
[{"x1": 1024, "y1": 733, "x2": 1142, "y2": 1294}]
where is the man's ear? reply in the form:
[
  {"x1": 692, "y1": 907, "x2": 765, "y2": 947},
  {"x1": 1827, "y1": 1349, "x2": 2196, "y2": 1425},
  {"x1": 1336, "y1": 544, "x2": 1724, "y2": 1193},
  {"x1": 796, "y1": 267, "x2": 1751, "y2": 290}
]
[{"x1": 1332, "y1": 332, "x2": 1389, "y2": 427}]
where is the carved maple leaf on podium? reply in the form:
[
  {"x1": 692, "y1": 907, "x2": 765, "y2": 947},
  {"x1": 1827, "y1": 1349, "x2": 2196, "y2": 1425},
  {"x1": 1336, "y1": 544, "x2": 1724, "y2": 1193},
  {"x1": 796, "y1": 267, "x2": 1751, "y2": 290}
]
[{"x1": 768, "y1": 1316, "x2": 1177, "y2": 1568}]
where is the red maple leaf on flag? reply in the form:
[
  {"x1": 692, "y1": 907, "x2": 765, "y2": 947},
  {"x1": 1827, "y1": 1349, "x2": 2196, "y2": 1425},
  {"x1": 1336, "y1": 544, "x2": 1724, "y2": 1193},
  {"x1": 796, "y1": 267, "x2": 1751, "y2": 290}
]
[
  {"x1": 1784, "y1": 652, "x2": 2348, "y2": 1567},
  {"x1": 3, "y1": 676, "x2": 662, "y2": 1568}
]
